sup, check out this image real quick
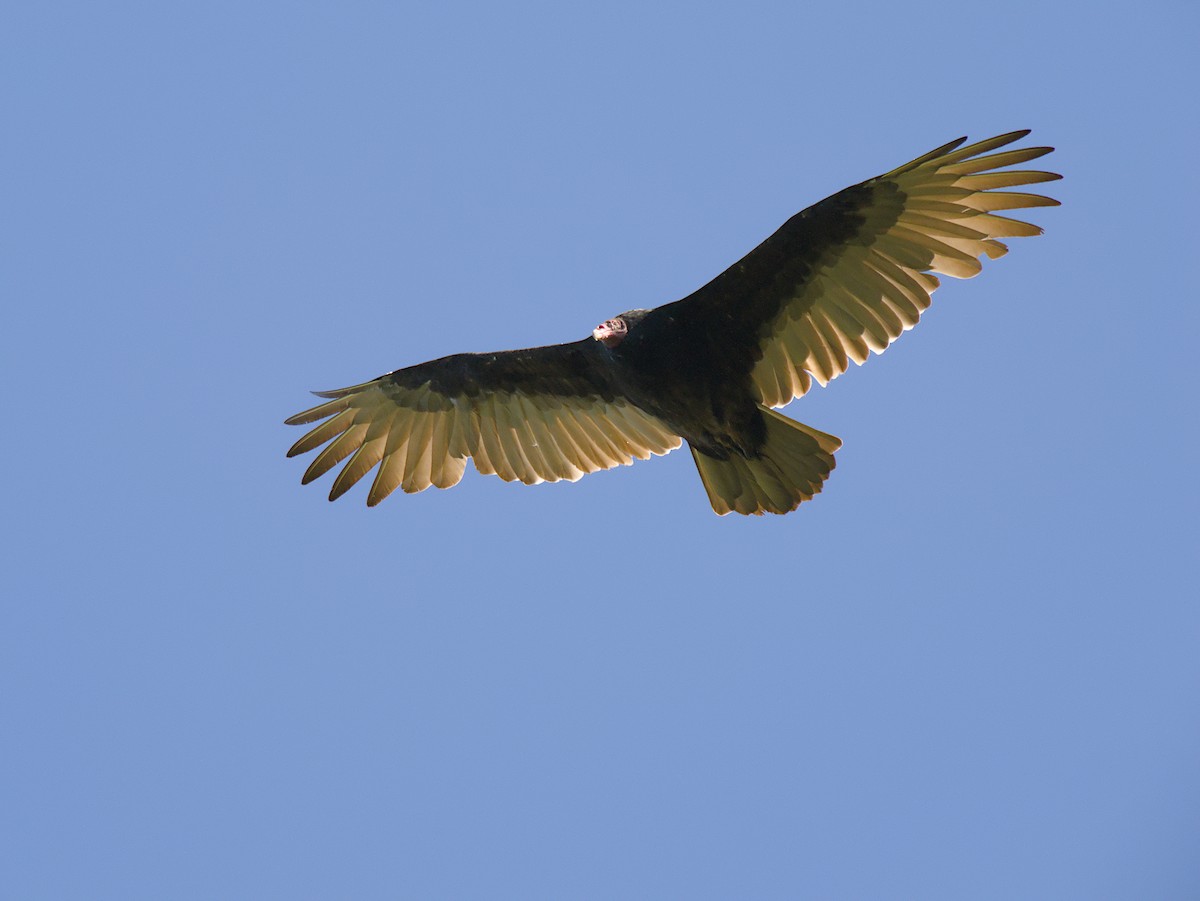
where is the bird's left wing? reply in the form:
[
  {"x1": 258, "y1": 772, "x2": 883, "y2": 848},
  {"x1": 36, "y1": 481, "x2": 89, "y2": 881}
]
[
  {"x1": 666, "y1": 130, "x2": 1060, "y2": 407},
  {"x1": 285, "y1": 339, "x2": 681, "y2": 505}
]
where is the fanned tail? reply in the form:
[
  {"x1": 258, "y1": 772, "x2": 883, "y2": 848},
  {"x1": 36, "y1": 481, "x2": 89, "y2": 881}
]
[{"x1": 690, "y1": 407, "x2": 841, "y2": 515}]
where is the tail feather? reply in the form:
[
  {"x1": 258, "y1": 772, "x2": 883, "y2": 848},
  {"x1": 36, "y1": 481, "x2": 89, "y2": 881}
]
[{"x1": 691, "y1": 407, "x2": 841, "y2": 515}]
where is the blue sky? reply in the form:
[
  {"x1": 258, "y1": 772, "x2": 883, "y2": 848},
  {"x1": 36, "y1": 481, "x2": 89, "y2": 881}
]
[{"x1": 4, "y1": 2, "x2": 1198, "y2": 898}]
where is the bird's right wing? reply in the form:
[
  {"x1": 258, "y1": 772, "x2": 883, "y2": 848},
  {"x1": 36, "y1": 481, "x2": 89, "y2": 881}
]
[
  {"x1": 285, "y1": 339, "x2": 681, "y2": 505},
  {"x1": 667, "y1": 130, "x2": 1060, "y2": 407}
]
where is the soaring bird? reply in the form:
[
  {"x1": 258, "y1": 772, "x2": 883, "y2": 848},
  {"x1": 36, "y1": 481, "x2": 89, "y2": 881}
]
[{"x1": 286, "y1": 130, "x2": 1059, "y2": 515}]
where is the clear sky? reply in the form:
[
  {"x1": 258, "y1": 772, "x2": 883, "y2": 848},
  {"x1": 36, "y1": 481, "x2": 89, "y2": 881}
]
[{"x1": 4, "y1": 2, "x2": 1198, "y2": 898}]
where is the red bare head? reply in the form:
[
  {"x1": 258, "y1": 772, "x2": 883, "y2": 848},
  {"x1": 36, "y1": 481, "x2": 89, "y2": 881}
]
[{"x1": 593, "y1": 317, "x2": 628, "y2": 348}]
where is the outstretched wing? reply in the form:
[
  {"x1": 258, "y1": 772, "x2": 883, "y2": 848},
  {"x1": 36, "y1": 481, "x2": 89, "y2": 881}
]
[
  {"x1": 667, "y1": 130, "x2": 1061, "y2": 407},
  {"x1": 285, "y1": 339, "x2": 682, "y2": 505}
]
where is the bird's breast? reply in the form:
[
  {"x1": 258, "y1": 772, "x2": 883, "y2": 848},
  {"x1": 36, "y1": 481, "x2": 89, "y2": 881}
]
[{"x1": 610, "y1": 323, "x2": 765, "y2": 458}]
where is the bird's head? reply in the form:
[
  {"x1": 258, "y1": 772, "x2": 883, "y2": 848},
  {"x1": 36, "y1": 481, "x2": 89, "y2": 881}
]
[{"x1": 592, "y1": 309, "x2": 649, "y2": 348}]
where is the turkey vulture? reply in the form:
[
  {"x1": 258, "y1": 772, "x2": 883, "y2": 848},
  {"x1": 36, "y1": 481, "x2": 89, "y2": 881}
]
[{"x1": 286, "y1": 130, "x2": 1059, "y2": 515}]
